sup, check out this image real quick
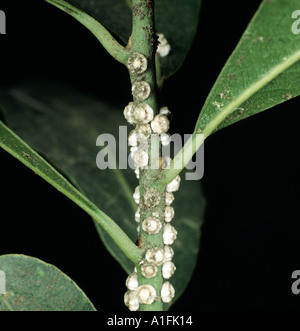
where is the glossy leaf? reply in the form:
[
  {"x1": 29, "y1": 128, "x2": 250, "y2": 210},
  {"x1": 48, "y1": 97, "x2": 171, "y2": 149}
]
[
  {"x1": 197, "y1": 0, "x2": 300, "y2": 134},
  {"x1": 61, "y1": 0, "x2": 201, "y2": 80},
  {"x1": 0, "y1": 81, "x2": 205, "y2": 305},
  {"x1": 0, "y1": 254, "x2": 95, "y2": 311}
]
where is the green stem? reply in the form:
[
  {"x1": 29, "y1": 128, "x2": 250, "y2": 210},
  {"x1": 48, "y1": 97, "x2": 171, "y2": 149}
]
[
  {"x1": 130, "y1": 0, "x2": 158, "y2": 112},
  {"x1": 157, "y1": 132, "x2": 205, "y2": 187},
  {"x1": 128, "y1": 0, "x2": 164, "y2": 311},
  {"x1": 44, "y1": 0, "x2": 129, "y2": 65}
]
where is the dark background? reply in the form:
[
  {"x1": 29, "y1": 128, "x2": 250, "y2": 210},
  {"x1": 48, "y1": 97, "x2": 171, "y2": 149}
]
[{"x1": 0, "y1": 0, "x2": 299, "y2": 311}]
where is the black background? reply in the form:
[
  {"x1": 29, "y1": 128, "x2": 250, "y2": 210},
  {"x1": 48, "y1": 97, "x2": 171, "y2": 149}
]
[{"x1": 0, "y1": 0, "x2": 299, "y2": 311}]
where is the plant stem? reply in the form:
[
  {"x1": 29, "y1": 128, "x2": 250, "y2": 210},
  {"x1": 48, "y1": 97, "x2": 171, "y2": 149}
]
[
  {"x1": 157, "y1": 130, "x2": 205, "y2": 187},
  {"x1": 45, "y1": 0, "x2": 129, "y2": 65},
  {"x1": 130, "y1": 0, "x2": 158, "y2": 111},
  {"x1": 128, "y1": 0, "x2": 164, "y2": 311}
]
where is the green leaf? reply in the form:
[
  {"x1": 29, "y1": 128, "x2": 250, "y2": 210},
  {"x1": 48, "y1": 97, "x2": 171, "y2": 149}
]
[
  {"x1": 0, "y1": 254, "x2": 95, "y2": 311},
  {"x1": 0, "y1": 81, "x2": 205, "y2": 306},
  {"x1": 0, "y1": 83, "x2": 139, "y2": 273},
  {"x1": 197, "y1": 0, "x2": 300, "y2": 135},
  {"x1": 0, "y1": 100, "x2": 142, "y2": 267},
  {"x1": 155, "y1": 0, "x2": 202, "y2": 80},
  {"x1": 61, "y1": 0, "x2": 201, "y2": 80}
]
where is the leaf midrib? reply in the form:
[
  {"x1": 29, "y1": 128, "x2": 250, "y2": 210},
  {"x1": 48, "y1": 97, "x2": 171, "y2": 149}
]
[
  {"x1": 201, "y1": 50, "x2": 300, "y2": 137},
  {"x1": 158, "y1": 49, "x2": 300, "y2": 186}
]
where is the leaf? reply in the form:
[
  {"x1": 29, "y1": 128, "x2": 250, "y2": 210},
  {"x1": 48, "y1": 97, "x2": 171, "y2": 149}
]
[
  {"x1": 155, "y1": 0, "x2": 202, "y2": 80},
  {"x1": 197, "y1": 0, "x2": 300, "y2": 134},
  {"x1": 0, "y1": 83, "x2": 140, "y2": 272},
  {"x1": 0, "y1": 254, "x2": 95, "y2": 311},
  {"x1": 0, "y1": 81, "x2": 205, "y2": 306},
  {"x1": 0, "y1": 120, "x2": 140, "y2": 266},
  {"x1": 61, "y1": 0, "x2": 201, "y2": 80}
]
